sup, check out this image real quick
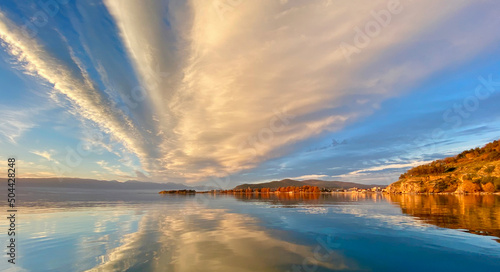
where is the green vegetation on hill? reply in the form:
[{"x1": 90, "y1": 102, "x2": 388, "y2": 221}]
[
  {"x1": 159, "y1": 189, "x2": 196, "y2": 194},
  {"x1": 387, "y1": 139, "x2": 500, "y2": 193},
  {"x1": 220, "y1": 185, "x2": 321, "y2": 194},
  {"x1": 234, "y1": 179, "x2": 381, "y2": 191}
]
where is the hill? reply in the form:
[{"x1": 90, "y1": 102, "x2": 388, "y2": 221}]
[
  {"x1": 387, "y1": 139, "x2": 500, "y2": 193},
  {"x1": 234, "y1": 178, "x2": 382, "y2": 190},
  {"x1": 3, "y1": 177, "x2": 205, "y2": 190}
]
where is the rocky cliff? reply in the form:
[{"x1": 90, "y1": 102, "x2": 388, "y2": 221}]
[{"x1": 387, "y1": 139, "x2": 500, "y2": 194}]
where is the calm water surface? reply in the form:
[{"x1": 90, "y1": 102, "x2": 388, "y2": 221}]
[{"x1": 1, "y1": 188, "x2": 500, "y2": 272}]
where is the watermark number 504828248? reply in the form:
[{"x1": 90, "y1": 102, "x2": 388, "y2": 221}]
[{"x1": 6, "y1": 158, "x2": 16, "y2": 265}]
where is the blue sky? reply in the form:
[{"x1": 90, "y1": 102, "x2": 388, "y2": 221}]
[{"x1": 0, "y1": 0, "x2": 499, "y2": 187}]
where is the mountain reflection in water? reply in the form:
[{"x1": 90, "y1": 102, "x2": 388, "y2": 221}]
[
  {"x1": 385, "y1": 193, "x2": 500, "y2": 242},
  {"x1": 1, "y1": 189, "x2": 499, "y2": 271},
  {"x1": 233, "y1": 192, "x2": 500, "y2": 241}
]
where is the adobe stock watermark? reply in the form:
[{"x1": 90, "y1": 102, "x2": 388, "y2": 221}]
[
  {"x1": 117, "y1": 51, "x2": 169, "y2": 111},
  {"x1": 442, "y1": 75, "x2": 500, "y2": 131},
  {"x1": 338, "y1": 0, "x2": 404, "y2": 63},
  {"x1": 193, "y1": 108, "x2": 295, "y2": 206},
  {"x1": 421, "y1": 73, "x2": 500, "y2": 155},
  {"x1": 307, "y1": 138, "x2": 348, "y2": 153},
  {"x1": 287, "y1": 234, "x2": 341, "y2": 272},
  {"x1": 50, "y1": 127, "x2": 146, "y2": 180},
  {"x1": 238, "y1": 108, "x2": 295, "y2": 159},
  {"x1": 116, "y1": 83, "x2": 148, "y2": 112},
  {"x1": 50, "y1": 93, "x2": 148, "y2": 179},
  {"x1": 21, "y1": 0, "x2": 72, "y2": 38},
  {"x1": 49, "y1": 62, "x2": 171, "y2": 178},
  {"x1": 355, "y1": 158, "x2": 398, "y2": 185},
  {"x1": 195, "y1": 172, "x2": 232, "y2": 206},
  {"x1": 378, "y1": 73, "x2": 500, "y2": 175},
  {"x1": 213, "y1": 0, "x2": 245, "y2": 20}
]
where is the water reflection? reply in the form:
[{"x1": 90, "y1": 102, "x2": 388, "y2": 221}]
[
  {"x1": 232, "y1": 193, "x2": 500, "y2": 242},
  {"x1": 86, "y1": 203, "x2": 354, "y2": 272},
  {"x1": 385, "y1": 194, "x2": 500, "y2": 242},
  {"x1": 1, "y1": 191, "x2": 499, "y2": 271},
  {"x1": 0, "y1": 197, "x2": 356, "y2": 272},
  {"x1": 231, "y1": 192, "x2": 386, "y2": 205}
]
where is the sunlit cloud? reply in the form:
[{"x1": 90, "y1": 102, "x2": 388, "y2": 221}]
[
  {"x1": 101, "y1": 0, "x2": 500, "y2": 182},
  {"x1": 1, "y1": 0, "x2": 500, "y2": 184},
  {"x1": 87, "y1": 204, "x2": 355, "y2": 271},
  {"x1": 288, "y1": 174, "x2": 329, "y2": 180},
  {"x1": 346, "y1": 160, "x2": 435, "y2": 176},
  {"x1": 30, "y1": 149, "x2": 57, "y2": 161}
]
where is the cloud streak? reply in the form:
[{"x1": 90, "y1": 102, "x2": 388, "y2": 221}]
[
  {"x1": 30, "y1": 149, "x2": 56, "y2": 161},
  {"x1": 103, "y1": 0, "x2": 500, "y2": 182},
  {"x1": 2, "y1": 0, "x2": 500, "y2": 183},
  {"x1": 0, "y1": 10, "x2": 158, "y2": 171},
  {"x1": 0, "y1": 107, "x2": 37, "y2": 143}
]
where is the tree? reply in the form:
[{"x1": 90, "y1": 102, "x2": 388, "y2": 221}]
[
  {"x1": 462, "y1": 180, "x2": 481, "y2": 193},
  {"x1": 484, "y1": 165, "x2": 495, "y2": 174},
  {"x1": 482, "y1": 182, "x2": 496, "y2": 193}
]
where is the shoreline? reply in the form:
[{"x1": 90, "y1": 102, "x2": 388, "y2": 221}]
[{"x1": 160, "y1": 190, "x2": 500, "y2": 196}]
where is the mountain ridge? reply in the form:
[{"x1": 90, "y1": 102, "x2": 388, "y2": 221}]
[
  {"x1": 233, "y1": 178, "x2": 383, "y2": 190},
  {"x1": 2, "y1": 177, "x2": 204, "y2": 190}
]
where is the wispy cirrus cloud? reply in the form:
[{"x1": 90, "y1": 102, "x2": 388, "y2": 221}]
[
  {"x1": 345, "y1": 160, "x2": 434, "y2": 176},
  {"x1": 30, "y1": 149, "x2": 56, "y2": 161},
  {"x1": 0, "y1": 10, "x2": 158, "y2": 171},
  {"x1": 96, "y1": 160, "x2": 130, "y2": 177},
  {"x1": 0, "y1": 107, "x2": 37, "y2": 143},
  {"x1": 288, "y1": 174, "x2": 330, "y2": 180}
]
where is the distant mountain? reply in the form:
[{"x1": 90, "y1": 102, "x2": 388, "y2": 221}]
[
  {"x1": 387, "y1": 139, "x2": 500, "y2": 193},
  {"x1": 3, "y1": 177, "x2": 206, "y2": 190},
  {"x1": 233, "y1": 178, "x2": 383, "y2": 190}
]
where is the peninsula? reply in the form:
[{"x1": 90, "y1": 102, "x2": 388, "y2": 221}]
[{"x1": 387, "y1": 139, "x2": 500, "y2": 194}]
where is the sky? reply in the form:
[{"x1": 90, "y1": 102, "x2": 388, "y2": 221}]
[{"x1": 0, "y1": 0, "x2": 499, "y2": 187}]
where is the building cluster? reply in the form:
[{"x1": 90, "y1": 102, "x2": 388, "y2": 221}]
[{"x1": 212, "y1": 186, "x2": 385, "y2": 194}]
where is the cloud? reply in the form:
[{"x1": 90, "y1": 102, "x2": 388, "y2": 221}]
[
  {"x1": 0, "y1": 10, "x2": 158, "y2": 171},
  {"x1": 101, "y1": 0, "x2": 500, "y2": 183},
  {"x1": 288, "y1": 174, "x2": 329, "y2": 180},
  {"x1": 96, "y1": 160, "x2": 130, "y2": 177},
  {"x1": 329, "y1": 159, "x2": 435, "y2": 185},
  {"x1": 30, "y1": 149, "x2": 56, "y2": 161},
  {"x1": 346, "y1": 160, "x2": 434, "y2": 176},
  {"x1": 86, "y1": 204, "x2": 354, "y2": 271},
  {"x1": 0, "y1": 107, "x2": 37, "y2": 143},
  {"x1": 2, "y1": 0, "x2": 500, "y2": 183},
  {"x1": 135, "y1": 170, "x2": 148, "y2": 180}
]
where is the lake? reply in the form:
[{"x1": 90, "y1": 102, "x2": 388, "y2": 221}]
[{"x1": 1, "y1": 189, "x2": 500, "y2": 272}]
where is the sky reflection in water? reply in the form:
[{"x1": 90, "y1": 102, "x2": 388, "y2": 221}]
[{"x1": 1, "y1": 190, "x2": 500, "y2": 272}]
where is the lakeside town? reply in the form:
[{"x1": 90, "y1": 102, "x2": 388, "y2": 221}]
[{"x1": 159, "y1": 185, "x2": 385, "y2": 194}]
